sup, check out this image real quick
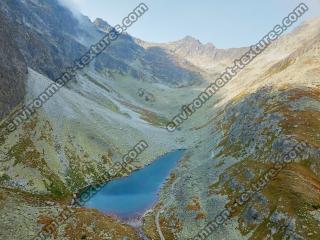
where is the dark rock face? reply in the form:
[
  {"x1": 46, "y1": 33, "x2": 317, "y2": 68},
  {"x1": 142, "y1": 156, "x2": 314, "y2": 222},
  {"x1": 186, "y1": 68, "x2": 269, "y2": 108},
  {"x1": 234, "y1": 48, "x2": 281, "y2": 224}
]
[
  {"x1": 0, "y1": 13, "x2": 27, "y2": 119},
  {"x1": 0, "y1": 0, "x2": 88, "y2": 118},
  {"x1": 0, "y1": 0, "x2": 87, "y2": 80},
  {"x1": 94, "y1": 18, "x2": 203, "y2": 87}
]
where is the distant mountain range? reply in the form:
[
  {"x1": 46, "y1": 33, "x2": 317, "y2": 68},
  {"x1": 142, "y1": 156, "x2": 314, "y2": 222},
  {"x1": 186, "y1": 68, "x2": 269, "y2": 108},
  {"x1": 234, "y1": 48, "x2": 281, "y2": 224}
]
[
  {"x1": 0, "y1": 1, "x2": 319, "y2": 239},
  {"x1": 0, "y1": 0, "x2": 250, "y2": 118}
]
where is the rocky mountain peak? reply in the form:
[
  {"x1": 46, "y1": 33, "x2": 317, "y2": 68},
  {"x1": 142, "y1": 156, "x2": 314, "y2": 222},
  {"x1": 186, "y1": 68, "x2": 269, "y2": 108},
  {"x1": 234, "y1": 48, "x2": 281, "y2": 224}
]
[
  {"x1": 93, "y1": 17, "x2": 111, "y2": 32},
  {"x1": 178, "y1": 35, "x2": 202, "y2": 46}
]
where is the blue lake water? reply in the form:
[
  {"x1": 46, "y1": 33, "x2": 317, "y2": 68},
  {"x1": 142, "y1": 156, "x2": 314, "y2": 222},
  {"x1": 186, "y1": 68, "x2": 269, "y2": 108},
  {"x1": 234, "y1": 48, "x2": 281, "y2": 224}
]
[{"x1": 86, "y1": 150, "x2": 184, "y2": 219}]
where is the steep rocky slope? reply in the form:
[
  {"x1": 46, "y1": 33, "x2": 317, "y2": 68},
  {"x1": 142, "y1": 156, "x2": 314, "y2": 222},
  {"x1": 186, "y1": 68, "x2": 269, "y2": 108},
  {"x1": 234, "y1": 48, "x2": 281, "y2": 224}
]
[
  {"x1": 0, "y1": 0, "x2": 89, "y2": 80},
  {"x1": 0, "y1": 0, "x2": 204, "y2": 122},
  {"x1": 0, "y1": 13, "x2": 27, "y2": 119},
  {"x1": 93, "y1": 18, "x2": 205, "y2": 87},
  {"x1": 140, "y1": 18, "x2": 320, "y2": 240},
  {"x1": 0, "y1": 1, "x2": 319, "y2": 239},
  {"x1": 0, "y1": 1, "x2": 206, "y2": 239}
]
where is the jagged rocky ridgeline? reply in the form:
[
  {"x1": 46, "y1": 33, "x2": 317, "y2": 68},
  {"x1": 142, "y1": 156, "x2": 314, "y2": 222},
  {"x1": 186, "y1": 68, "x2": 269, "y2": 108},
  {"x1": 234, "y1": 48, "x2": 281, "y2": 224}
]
[{"x1": 0, "y1": 0, "x2": 320, "y2": 239}]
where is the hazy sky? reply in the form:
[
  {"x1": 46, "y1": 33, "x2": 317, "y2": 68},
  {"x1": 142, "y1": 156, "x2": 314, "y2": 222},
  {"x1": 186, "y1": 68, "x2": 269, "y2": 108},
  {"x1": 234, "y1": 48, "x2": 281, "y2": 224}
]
[{"x1": 62, "y1": 0, "x2": 320, "y2": 48}]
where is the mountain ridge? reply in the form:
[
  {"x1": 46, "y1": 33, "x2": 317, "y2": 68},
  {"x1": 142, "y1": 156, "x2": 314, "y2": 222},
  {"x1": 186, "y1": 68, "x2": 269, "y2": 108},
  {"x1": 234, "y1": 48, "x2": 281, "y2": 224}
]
[{"x1": 0, "y1": 1, "x2": 319, "y2": 239}]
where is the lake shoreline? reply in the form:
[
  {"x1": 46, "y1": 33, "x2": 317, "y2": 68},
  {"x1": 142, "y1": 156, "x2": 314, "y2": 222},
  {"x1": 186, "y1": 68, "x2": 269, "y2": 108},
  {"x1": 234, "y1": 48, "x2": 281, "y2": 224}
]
[{"x1": 83, "y1": 149, "x2": 185, "y2": 219}]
